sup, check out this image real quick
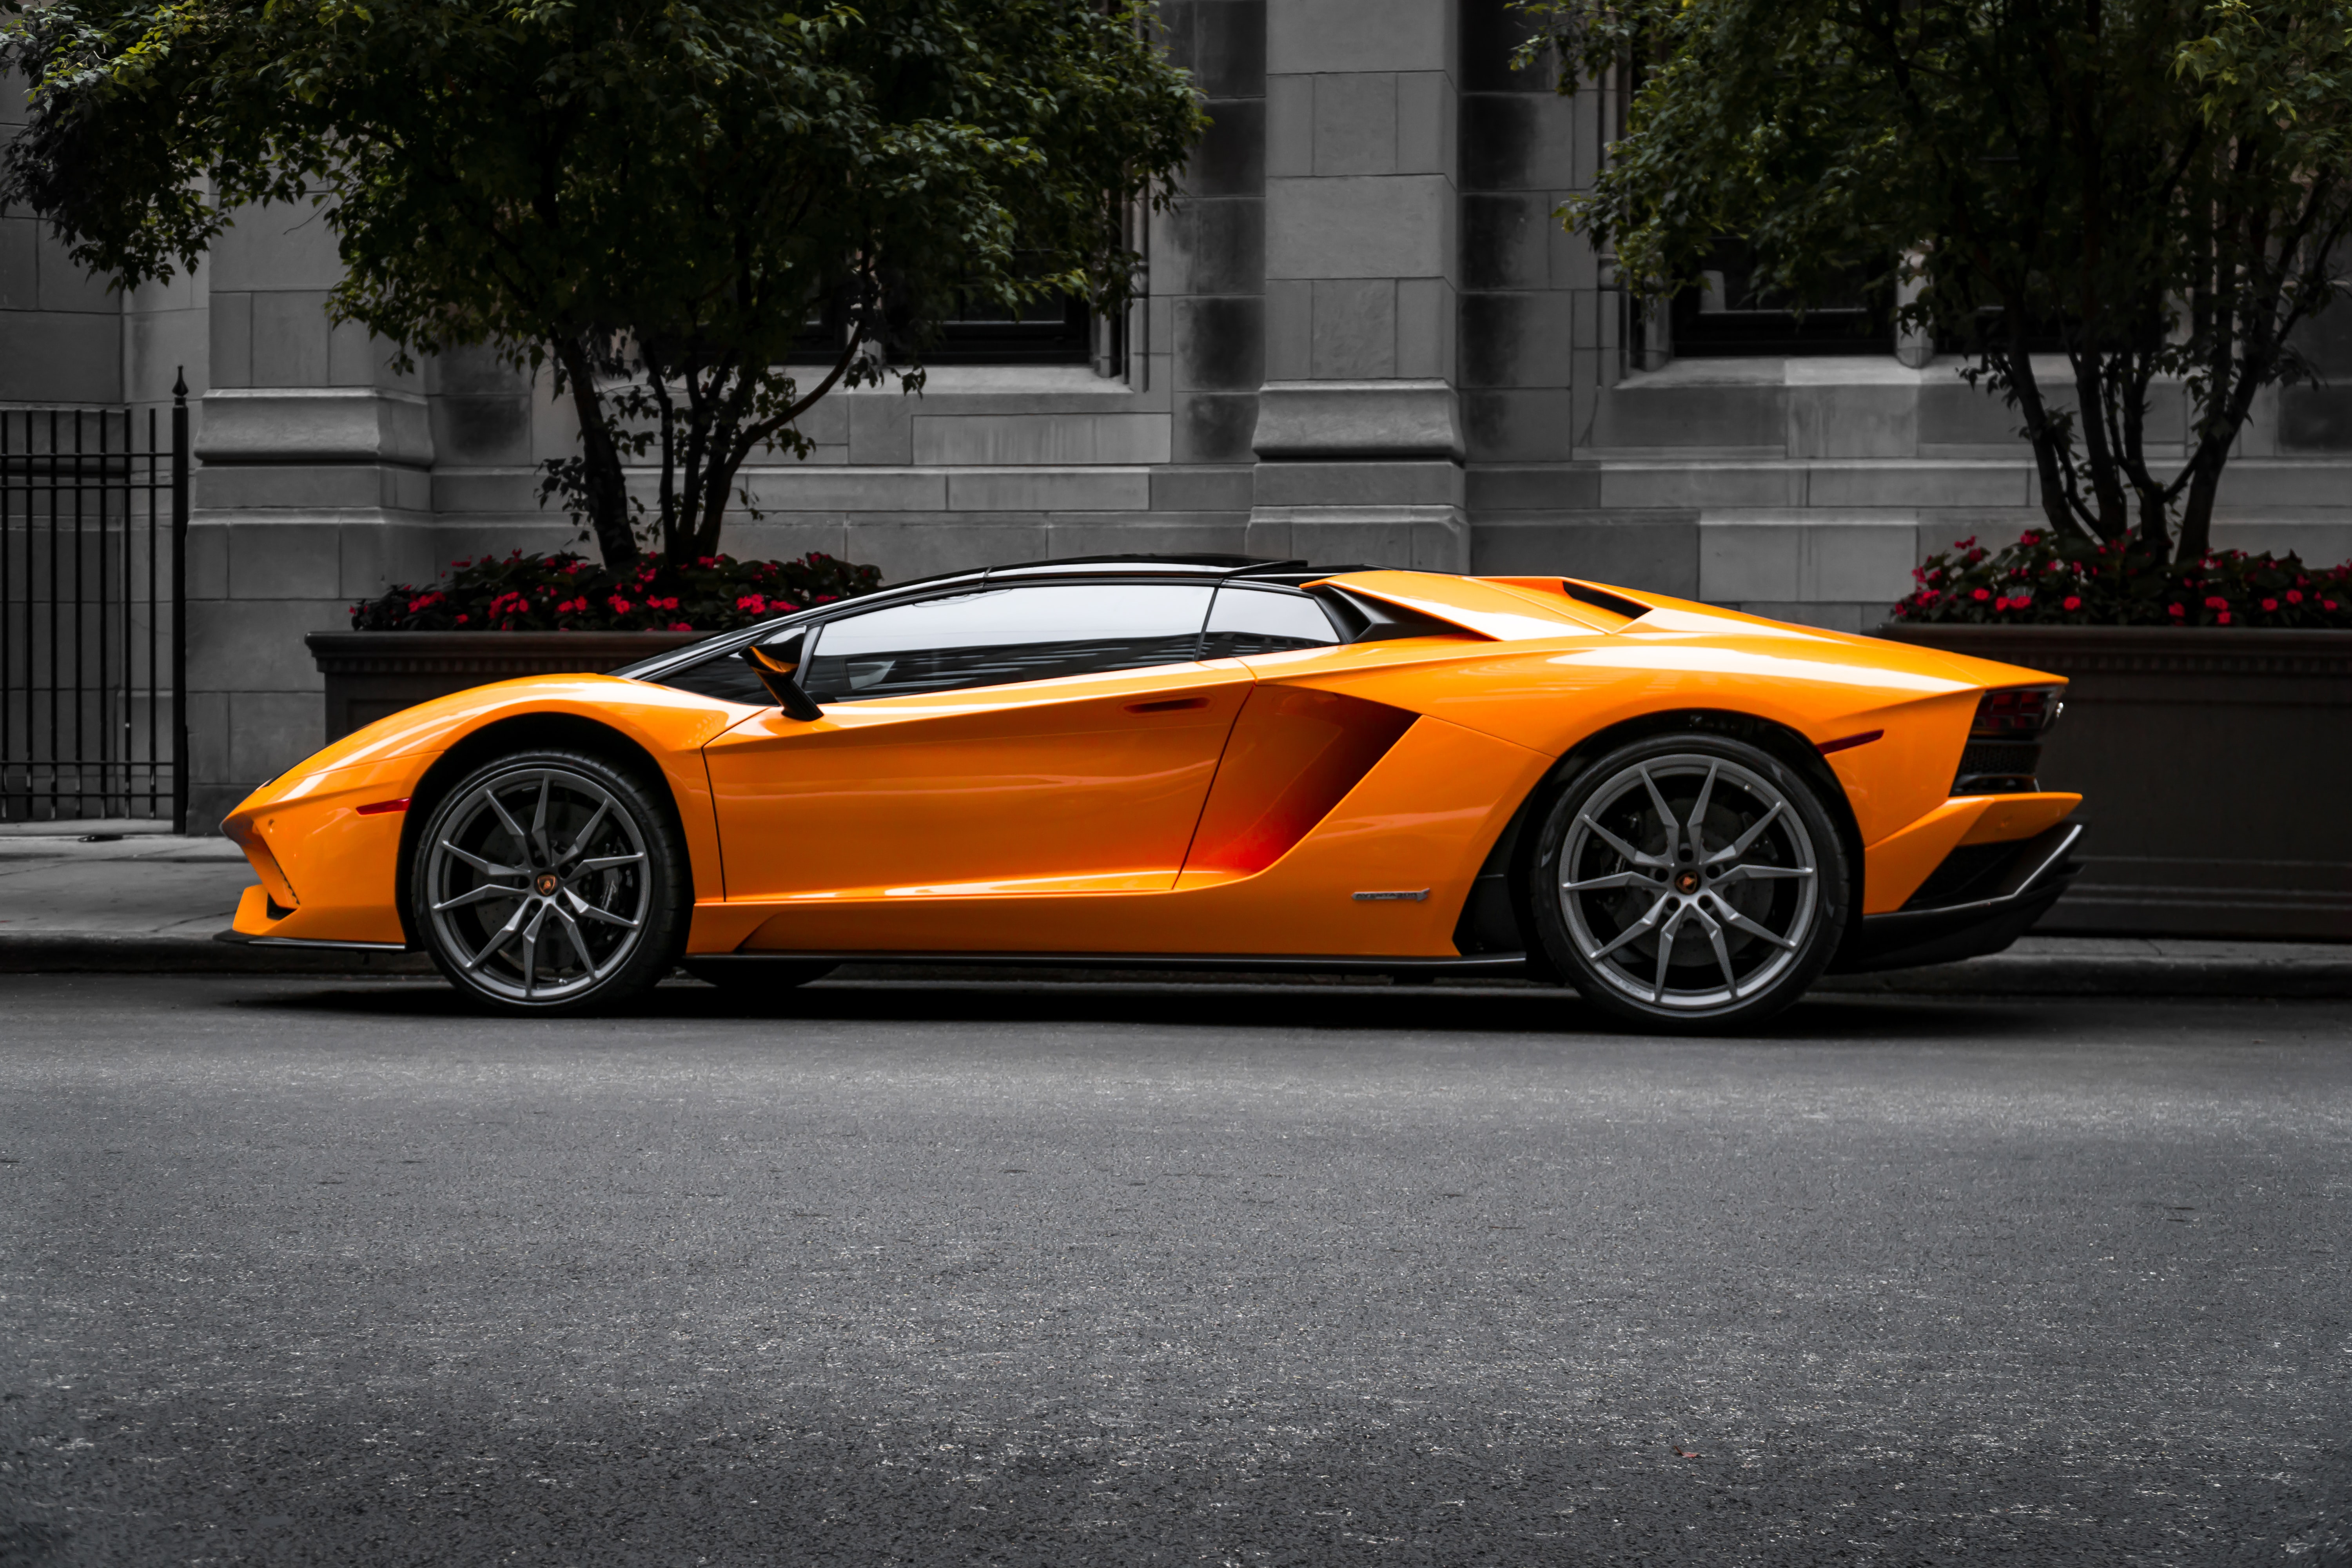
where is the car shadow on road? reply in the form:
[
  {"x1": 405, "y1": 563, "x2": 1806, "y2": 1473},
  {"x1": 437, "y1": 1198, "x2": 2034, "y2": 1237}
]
[{"x1": 230, "y1": 973, "x2": 2063, "y2": 1043}]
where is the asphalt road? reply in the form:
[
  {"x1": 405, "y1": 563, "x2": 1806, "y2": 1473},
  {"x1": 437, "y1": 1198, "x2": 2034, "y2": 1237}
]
[{"x1": 0, "y1": 975, "x2": 2346, "y2": 1568}]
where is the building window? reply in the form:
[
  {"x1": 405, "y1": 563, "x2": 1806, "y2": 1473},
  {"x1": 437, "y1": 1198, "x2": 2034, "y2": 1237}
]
[
  {"x1": 924, "y1": 290, "x2": 1095, "y2": 365},
  {"x1": 1668, "y1": 238, "x2": 1893, "y2": 357},
  {"x1": 792, "y1": 280, "x2": 1104, "y2": 368}
]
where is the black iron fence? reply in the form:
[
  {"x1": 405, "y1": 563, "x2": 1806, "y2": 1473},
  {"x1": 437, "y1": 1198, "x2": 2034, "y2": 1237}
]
[{"x1": 0, "y1": 376, "x2": 189, "y2": 829}]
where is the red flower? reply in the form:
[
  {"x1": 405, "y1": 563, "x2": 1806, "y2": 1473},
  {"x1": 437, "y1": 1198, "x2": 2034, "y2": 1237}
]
[
  {"x1": 455, "y1": 613, "x2": 470, "y2": 624},
  {"x1": 1972, "y1": 587, "x2": 1991, "y2": 602},
  {"x1": 2261, "y1": 597, "x2": 2279, "y2": 612},
  {"x1": 2203, "y1": 595, "x2": 2227, "y2": 610},
  {"x1": 2287, "y1": 589, "x2": 2303, "y2": 604},
  {"x1": 2218, "y1": 610, "x2": 2233, "y2": 625},
  {"x1": 2062, "y1": 595, "x2": 2081, "y2": 611},
  {"x1": 736, "y1": 594, "x2": 766, "y2": 613},
  {"x1": 2169, "y1": 603, "x2": 2186, "y2": 617},
  {"x1": 609, "y1": 597, "x2": 632, "y2": 615},
  {"x1": 2326, "y1": 599, "x2": 2341, "y2": 612},
  {"x1": 669, "y1": 621, "x2": 693, "y2": 632}
]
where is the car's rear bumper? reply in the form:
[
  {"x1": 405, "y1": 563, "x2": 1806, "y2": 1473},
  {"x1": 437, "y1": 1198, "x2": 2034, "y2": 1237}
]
[{"x1": 1830, "y1": 820, "x2": 2083, "y2": 975}]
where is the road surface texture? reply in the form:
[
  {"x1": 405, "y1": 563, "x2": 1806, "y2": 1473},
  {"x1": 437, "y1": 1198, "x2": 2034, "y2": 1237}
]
[{"x1": 1, "y1": 973, "x2": 2346, "y2": 1567}]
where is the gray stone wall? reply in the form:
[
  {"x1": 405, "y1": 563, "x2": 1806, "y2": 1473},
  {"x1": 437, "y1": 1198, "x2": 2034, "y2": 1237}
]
[
  {"x1": 181, "y1": 202, "x2": 437, "y2": 822},
  {"x1": 2, "y1": 74, "x2": 120, "y2": 409},
  {"x1": 10, "y1": 11, "x2": 2352, "y2": 826}
]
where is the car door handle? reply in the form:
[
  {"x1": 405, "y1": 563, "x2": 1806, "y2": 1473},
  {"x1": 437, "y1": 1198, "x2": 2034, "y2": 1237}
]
[{"x1": 1125, "y1": 695, "x2": 1212, "y2": 713}]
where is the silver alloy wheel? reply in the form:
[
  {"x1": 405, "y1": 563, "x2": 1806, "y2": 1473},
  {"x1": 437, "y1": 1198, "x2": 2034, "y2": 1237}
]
[
  {"x1": 421, "y1": 766, "x2": 652, "y2": 1004},
  {"x1": 1558, "y1": 753, "x2": 1819, "y2": 1012}
]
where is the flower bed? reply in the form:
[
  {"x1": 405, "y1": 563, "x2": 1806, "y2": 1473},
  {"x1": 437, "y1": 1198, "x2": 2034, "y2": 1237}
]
[
  {"x1": 1879, "y1": 526, "x2": 2352, "y2": 940},
  {"x1": 315, "y1": 548, "x2": 886, "y2": 746},
  {"x1": 348, "y1": 549, "x2": 882, "y2": 632},
  {"x1": 1891, "y1": 531, "x2": 2352, "y2": 628}
]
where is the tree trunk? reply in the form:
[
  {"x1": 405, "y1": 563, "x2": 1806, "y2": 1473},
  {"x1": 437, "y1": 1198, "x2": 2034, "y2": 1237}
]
[
  {"x1": 2176, "y1": 460, "x2": 2220, "y2": 562},
  {"x1": 2068, "y1": 354, "x2": 2132, "y2": 537},
  {"x1": 2002, "y1": 350, "x2": 2093, "y2": 540},
  {"x1": 553, "y1": 336, "x2": 639, "y2": 567}
]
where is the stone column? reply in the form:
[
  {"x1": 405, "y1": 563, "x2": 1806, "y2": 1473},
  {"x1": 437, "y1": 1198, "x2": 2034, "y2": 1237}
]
[
  {"x1": 1894, "y1": 260, "x2": 1932, "y2": 369},
  {"x1": 186, "y1": 204, "x2": 433, "y2": 823},
  {"x1": 1248, "y1": 0, "x2": 1467, "y2": 570}
]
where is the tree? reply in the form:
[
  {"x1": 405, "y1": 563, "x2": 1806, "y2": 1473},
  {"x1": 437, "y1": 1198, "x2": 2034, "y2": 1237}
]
[
  {"x1": 2, "y1": 0, "x2": 1203, "y2": 564},
  {"x1": 1515, "y1": 0, "x2": 2352, "y2": 561}
]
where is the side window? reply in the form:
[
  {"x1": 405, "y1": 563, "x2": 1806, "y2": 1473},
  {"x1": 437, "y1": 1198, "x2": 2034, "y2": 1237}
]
[
  {"x1": 652, "y1": 646, "x2": 775, "y2": 706},
  {"x1": 1200, "y1": 586, "x2": 1341, "y2": 659},
  {"x1": 801, "y1": 583, "x2": 1214, "y2": 703}
]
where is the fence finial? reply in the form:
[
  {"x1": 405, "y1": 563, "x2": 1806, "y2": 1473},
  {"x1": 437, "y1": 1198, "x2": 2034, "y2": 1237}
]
[{"x1": 172, "y1": 367, "x2": 188, "y2": 402}]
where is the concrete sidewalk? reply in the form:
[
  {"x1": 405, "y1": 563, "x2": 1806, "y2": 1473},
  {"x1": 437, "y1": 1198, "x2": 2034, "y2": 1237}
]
[
  {"x1": 0, "y1": 823, "x2": 428, "y2": 975},
  {"x1": 2, "y1": 824, "x2": 2346, "y2": 994}
]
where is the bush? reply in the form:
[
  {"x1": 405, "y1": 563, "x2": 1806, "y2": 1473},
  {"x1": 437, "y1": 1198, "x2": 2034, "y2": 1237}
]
[
  {"x1": 349, "y1": 550, "x2": 882, "y2": 632},
  {"x1": 1891, "y1": 531, "x2": 2352, "y2": 628}
]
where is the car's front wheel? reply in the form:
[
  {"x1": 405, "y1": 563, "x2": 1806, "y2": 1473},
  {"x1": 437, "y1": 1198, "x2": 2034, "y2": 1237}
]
[
  {"x1": 1525, "y1": 733, "x2": 1850, "y2": 1031},
  {"x1": 412, "y1": 749, "x2": 689, "y2": 1013}
]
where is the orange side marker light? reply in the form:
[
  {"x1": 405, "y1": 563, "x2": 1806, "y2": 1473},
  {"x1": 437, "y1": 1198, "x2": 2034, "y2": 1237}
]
[
  {"x1": 1816, "y1": 730, "x2": 1884, "y2": 756},
  {"x1": 356, "y1": 797, "x2": 411, "y2": 816}
]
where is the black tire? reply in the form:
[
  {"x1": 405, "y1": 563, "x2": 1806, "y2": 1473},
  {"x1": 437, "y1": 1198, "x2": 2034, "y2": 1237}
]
[
  {"x1": 410, "y1": 748, "x2": 690, "y2": 1014},
  {"x1": 679, "y1": 958, "x2": 838, "y2": 992},
  {"x1": 1524, "y1": 732, "x2": 1850, "y2": 1031}
]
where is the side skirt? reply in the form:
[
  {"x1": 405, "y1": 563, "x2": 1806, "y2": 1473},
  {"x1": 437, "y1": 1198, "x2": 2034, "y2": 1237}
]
[
  {"x1": 692, "y1": 950, "x2": 1531, "y2": 977},
  {"x1": 215, "y1": 931, "x2": 413, "y2": 953}
]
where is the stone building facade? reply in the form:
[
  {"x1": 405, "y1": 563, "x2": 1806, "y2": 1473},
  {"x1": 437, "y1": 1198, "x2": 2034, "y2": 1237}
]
[{"x1": 7, "y1": 0, "x2": 2352, "y2": 825}]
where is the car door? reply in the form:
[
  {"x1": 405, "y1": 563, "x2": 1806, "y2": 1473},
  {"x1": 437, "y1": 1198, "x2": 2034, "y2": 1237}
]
[{"x1": 703, "y1": 579, "x2": 1253, "y2": 905}]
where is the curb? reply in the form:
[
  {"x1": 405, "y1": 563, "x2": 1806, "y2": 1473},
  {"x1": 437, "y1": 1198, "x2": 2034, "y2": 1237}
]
[
  {"x1": 1, "y1": 934, "x2": 2348, "y2": 996},
  {"x1": 1812, "y1": 956, "x2": 2352, "y2": 999},
  {"x1": 0, "y1": 934, "x2": 434, "y2": 976}
]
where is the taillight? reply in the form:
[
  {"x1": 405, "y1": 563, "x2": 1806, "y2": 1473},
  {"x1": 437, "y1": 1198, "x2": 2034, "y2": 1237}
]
[{"x1": 1971, "y1": 685, "x2": 2064, "y2": 738}]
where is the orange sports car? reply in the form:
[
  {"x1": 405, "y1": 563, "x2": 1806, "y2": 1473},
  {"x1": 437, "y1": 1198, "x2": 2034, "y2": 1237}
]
[{"x1": 223, "y1": 556, "x2": 2082, "y2": 1029}]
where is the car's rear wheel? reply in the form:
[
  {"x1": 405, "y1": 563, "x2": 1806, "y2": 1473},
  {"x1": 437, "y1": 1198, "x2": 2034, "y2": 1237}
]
[
  {"x1": 413, "y1": 749, "x2": 688, "y2": 1013},
  {"x1": 1526, "y1": 733, "x2": 1849, "y2": 1031}
]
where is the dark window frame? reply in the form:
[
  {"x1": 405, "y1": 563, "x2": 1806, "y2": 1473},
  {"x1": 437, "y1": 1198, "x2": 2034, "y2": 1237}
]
[
  {"x1": 1668, "y1": 238, "x2": 1896, "y2": 358},
  {"x1": 791, "y1": 283, "x2": 1107, "y2": 368}
]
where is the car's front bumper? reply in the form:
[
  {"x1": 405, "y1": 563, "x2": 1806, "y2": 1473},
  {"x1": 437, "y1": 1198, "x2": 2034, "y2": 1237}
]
[{"x1": 1830, "y1": 820, "x2": 2084, "y2": 974}]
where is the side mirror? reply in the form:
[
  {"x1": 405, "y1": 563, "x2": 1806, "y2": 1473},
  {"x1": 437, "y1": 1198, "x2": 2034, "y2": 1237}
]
[{"x1": 739, "y1": 631, "x2": 824, "y2": 722}]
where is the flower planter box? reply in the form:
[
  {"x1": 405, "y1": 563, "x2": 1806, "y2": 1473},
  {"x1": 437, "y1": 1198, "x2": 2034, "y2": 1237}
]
[
  {"x1": 1875, "y1": 625, "x2": 2352, "y2": 940},
  {"x1": 306, "y1": 630, "x2": 708, "y2": 744}
]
